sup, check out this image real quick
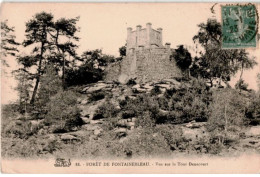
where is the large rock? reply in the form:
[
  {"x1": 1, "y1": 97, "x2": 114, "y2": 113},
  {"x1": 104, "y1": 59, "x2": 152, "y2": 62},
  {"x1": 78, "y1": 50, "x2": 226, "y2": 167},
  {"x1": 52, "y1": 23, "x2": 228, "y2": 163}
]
[
  {"x1": 117, "y1": 119, "x2": 128, "y2": 127},
  {"x1": 245, "y1": 126, "x2": 260, "y2": 137},
  {"x1": 132, "y1": 84, "x2": 147, "y2": 93},
  {"x1": 94, "y1": 129, "x2": 103, "y2": 136},
  {"x1": 84, "y1": 82, "x2": 111, "y2": 93},
  {"x1": 80, "y1": 98, "x2": 89, "y2": 105},
  {"x1": 90, "y1": 119, "x2": 103, "y2": 124},
  {"x1": 156, "y1": 84, "x2": 171, "y2": 90},
  {"x1": 114, "y1": 128, "x2": 127, "y2": 138},
  {"x1": 80, "y1": 99, "x2": 105, "y2": 120},
  {"x1": 60, "y1": 134, "x2": 80, "y2": 142},
  {"x1": 142, "y1": 83, "x2": 154, "y2": 91},
  {"x1": 81, "y1": 117, "x2": 90, "y2": 124},
  {"x1": 163, "y1": 78, "x2": 181, "y2": 86},
  {"x1": 185, "y1": 122, "x2": 207, "y2": 129},
  {"x1": 82, "y1": 124, "x2": 100, "y2": 131}
]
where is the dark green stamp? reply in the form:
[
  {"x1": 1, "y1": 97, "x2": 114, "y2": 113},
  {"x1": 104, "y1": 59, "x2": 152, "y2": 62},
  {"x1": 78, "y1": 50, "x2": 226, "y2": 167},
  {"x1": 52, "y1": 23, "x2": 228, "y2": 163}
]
[{"x1": 222, "y1": 4, "x2": 258, "y2": 48}]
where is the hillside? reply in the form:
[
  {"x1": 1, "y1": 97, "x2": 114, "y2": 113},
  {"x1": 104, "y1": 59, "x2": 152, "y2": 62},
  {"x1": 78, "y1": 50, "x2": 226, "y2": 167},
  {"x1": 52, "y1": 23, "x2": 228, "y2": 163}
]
[{"x1": 2, "y1": 78, "x2": 260, "y2": 159}]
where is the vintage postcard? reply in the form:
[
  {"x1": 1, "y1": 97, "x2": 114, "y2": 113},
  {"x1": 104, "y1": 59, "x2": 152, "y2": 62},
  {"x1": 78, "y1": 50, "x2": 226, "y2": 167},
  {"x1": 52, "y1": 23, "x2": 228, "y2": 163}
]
[{"x1": 1, "y1": 2, "x2": 260, "y2": 174}]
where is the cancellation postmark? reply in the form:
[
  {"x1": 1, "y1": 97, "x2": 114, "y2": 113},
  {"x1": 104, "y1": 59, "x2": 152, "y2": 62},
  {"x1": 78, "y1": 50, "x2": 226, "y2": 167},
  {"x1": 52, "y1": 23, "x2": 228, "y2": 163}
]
[{"x1": 221, "y1": 4, "x2": 258, "y2": 48}]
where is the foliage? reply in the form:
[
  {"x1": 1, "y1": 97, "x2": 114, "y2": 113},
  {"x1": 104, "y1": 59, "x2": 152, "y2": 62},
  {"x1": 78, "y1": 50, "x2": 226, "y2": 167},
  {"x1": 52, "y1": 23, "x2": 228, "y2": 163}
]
[
  {"x1": 155, "y1": 124, "x2": 186, "y2": 151},
  {"x1": 191, "y1": 18, "x2": 257, "y2": 87},
  {"x1": 1, "y1": 20, "x2": 19, "y2": 66},
  {"x1": 150, "y1": 85, "x2": 161, "y2": 96},
  {"x1": 1, "y1": 136, "x2": 60, "y2": 158},
  {"x1": 65, "y1": 50, "x2": 116, "y2": 87},
  {"x1": 246, "y1": 93, "x2": 260, "y2": 120},
  {"x1": 162, "y1": 78, "x2": 212, "y2": 123},
  {"x1": 13, "y1": 68, "x2": 33, "y2": 114},
  {"x1": 207, "y1": 88, "x2": 245, "y2": 145},
  {"x1": 18, "y1": 12, "x2": 80, "y2": 103},
  {"x1": 88, "y1": 91, "x2": 106, "y2": 102},
  {"x1": 126, "y1": 78, "x2": 137, "y2": 86},
  {"x1": 116, "y1": 127, "x2": 171, "y2": 157},
  {"x1": 120, "y1": 94, "x2": 160, "y2": 125},
  {"x1": 65, "y1": 61, "x2": 103, "y2": 87},
  {"x1": 44, "y1": 90, "x2": 83, "y2": 133},
  {"x1": 235, "y1": 79, "x2": 248, "y2": 91},
  {"x1": 94, "y1": 100, "x2": 119, "y2": 120},
  {"x1": 171, "y1": 45, "x2": 192, "y2": 75},
  {"x1": 37, "y1": 65, "x2": 62, "y2": 107},
  {"x1": 3, "y1": 119, "x2": 44, "y2": 139},
  {"x1": 119, "y1": 44, "x2": 126, "y2": 57}
]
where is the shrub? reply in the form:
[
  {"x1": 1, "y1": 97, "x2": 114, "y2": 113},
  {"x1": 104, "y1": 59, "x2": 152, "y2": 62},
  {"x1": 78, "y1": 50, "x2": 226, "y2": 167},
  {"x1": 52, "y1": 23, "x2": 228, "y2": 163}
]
[
  {"x1": 88, "y1": 91, "x2": 106, "y2": 102},
  {"x1": 94, "y1": 100, "x2": 119, "y2": 120},
  {"x1": 3, "y1": 120, "x2": 43, "y2": 139},
  {"x1": 207, "y1": 88, "x2": 245, "y2": 145},
  {"x1": 155, "y1": 124, "x2": 186, "y2": 151},
  {"x1": 118, "y1": 127, "x2": 171, "y2": 157},
  {"x1": 44, "y1": 90, "x2": 83, "y2": 133},
  {"x1": 126, "y1": 78, "x2": 136, "y2": 86},
  {"x1": 235, "y1": 79, "x2": 249, "y2": 91},
  {"x1": 150, "y1": 85, "x2": 161, "y2": 96},
  {"x1": 1, "y1": 103, "x2": 20, "y2": 132},
  {"x1": 161, "y1": 78, "x2": 211, "y2": 124},
  {"x1": 65, "y1": 63, "x2": 103, "y2": 87},
  {"x1": 120, "y1": 94, "x2": 161, "y2": 125},
  {"x1": 246, "y1": 93, "x2": 260, "y2": 121}
]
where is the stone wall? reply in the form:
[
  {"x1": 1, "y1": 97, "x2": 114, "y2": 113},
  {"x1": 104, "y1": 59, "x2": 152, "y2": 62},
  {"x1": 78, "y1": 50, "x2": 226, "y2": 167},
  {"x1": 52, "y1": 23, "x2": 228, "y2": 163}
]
[
  {"x1": 105, "y1": 48, "x2": 182, "y2": 83},
  {"x1": 127, "y1": 23, "x2": 163, "y2": 54},
  {"x1": 150, "y1": 29, "x2": 162, "y2": 46}
]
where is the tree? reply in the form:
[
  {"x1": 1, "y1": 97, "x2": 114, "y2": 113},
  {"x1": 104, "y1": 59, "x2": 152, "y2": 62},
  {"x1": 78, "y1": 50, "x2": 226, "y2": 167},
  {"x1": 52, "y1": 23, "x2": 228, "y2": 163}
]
[
  {"x1": 207, "y1": 88, "x2": 245, "y2": 145},
  {"x1": 171, "y1": 45, "x2": 192, "y2": 77},
  {"x1": 51, "y1": 17, "x2": 80, "y2": 89},
  {"x1": 13, "y1": 67, "x2": 33, "y2": 114},
  {"x1": 20, "y1": 12, "x2": 80, "y2": 103},
  {"x1": 1, "y1": 20, "x2": 19, "y2": 66},
  {"x1": 64, "y1": 49, "x2": 116, "y2": 87},
  {"x1": 192, "y1": 19, "x2": 256, "y2": 87},
  {"x1": 37, "y1": 64, "x2": 62, "y2": 110},
  {"x1": 235, "y1": 79, "x2": 248, "y2": 92},
  {"x1": 22, "y1": 12, "x2": 55, "y2": 104},
  {"x1": 119, "y1": 44, "x2": 126, "y2": 57}
]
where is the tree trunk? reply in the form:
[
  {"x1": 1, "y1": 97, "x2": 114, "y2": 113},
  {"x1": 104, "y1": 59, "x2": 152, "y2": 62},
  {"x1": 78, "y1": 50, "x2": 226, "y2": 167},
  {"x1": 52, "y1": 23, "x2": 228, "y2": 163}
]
[
  {"x1": 62, "y1": 50, "x2": 66, "y2": 90},
  {"x1": 30, "y1": 42, "x2": 44, "y2": 104}
]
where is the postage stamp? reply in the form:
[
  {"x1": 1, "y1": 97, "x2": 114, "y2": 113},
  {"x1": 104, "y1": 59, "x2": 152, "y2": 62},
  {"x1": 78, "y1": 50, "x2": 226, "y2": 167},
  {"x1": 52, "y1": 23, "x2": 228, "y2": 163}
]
[{"x1": 222, "y1": 4, "x2": 258, "y2": 48}]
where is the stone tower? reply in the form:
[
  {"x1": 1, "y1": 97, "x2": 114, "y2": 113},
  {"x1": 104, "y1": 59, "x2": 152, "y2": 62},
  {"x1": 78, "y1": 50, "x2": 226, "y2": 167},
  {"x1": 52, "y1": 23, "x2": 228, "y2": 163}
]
[
  {"x1": 105, "y1": 23, "x2": 181, "y2": 83},
  {"x1": 126, "y1": 23, "x2": 164, "y2": 54}
]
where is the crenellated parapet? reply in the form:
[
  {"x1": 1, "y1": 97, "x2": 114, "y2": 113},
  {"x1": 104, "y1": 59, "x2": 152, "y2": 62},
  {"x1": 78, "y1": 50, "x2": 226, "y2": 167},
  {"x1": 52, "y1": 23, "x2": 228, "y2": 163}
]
[{"x1": 127, "y1": 23, "x2": 171, "y2": 55}]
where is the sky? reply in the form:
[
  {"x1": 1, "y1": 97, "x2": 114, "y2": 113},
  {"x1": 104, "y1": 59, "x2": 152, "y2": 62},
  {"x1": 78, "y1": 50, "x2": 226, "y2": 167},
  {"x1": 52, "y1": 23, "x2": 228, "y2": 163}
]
[{"x1": 1, "y1": 3, "x2": 260, "y2": 104}]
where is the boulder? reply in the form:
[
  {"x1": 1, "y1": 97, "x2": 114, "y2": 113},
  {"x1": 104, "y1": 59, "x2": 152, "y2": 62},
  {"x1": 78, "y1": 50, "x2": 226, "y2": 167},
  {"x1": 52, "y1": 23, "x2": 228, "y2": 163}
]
[
  {"x1": 61, "y1": 134, "x2": 80, "y2": 142},
  {"x1": 115, "y1": 128, "x2": 127, "y2": 138},
  {"x1": 81, "y1": 117, "x2": 90, "y2": 124},
  {"x1": 81, "y1": 98, "x2": 89, "y2": 105},
  {"x1": 163, "y1": 79, "x2": 181, "y2": 86},
  {"x1": 80, "y1": 100, "x2": 105, "y2": 120},
  {"x1": 126, "y1": 122, "x2": 135, "y2": 128},
  {"x1": 142, "y1": 83, "x2": 154, "y2": 91},
  {"x1": 90, "y1": 120, "x2": 103, "y2": 124},
  {"x1": 156, "y1": 84, "x2": 171, "y2": 90},
  {"x1": 117, "y1": 119, "x2": 128, "y2": 127},
  {"x1": 86, "y1": 83, "x2": 108, "y2": 93},
  {"x1": 115, "y1": 128, "x2": 127, "y2": 133},
  {"x1": 118, "y1": 74, "x2": 128, "y2": 84},
  {"x1": 186, "y1": 122, "x2": 207, "y2": 129},
  {"x1": 83, "y1": 125, "x2": 100, "y2": 131},
  {"x1": 94, "y1": 129, "x2": 102, "y2": 136}
]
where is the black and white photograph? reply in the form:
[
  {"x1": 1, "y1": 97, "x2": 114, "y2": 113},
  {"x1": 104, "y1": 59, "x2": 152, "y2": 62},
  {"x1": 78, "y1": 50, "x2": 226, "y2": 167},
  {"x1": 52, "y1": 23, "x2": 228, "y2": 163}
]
[{"x1": 1, "y1": 2, "x2": 260, "y2": 173}]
